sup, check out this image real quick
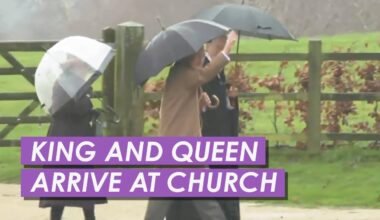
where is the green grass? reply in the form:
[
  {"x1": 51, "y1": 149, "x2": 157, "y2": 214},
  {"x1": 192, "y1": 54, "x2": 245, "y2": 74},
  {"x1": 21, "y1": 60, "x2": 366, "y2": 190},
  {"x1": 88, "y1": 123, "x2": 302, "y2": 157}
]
[
  {"x1": 255, "y1": 147, "x2": 380, "y2": 208},
  {"x1": 238, "y1": 32, "x2": 380, "y2": 53},
  {"x1": 0, "y1": 147, "x2": 21, "y2": 183}
]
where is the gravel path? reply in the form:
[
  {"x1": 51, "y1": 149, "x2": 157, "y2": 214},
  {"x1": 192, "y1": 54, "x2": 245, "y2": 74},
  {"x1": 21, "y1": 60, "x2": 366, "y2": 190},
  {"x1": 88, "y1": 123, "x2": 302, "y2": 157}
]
[{"x1": 1, "y1": 184, "x2": 379, "y2": 220}]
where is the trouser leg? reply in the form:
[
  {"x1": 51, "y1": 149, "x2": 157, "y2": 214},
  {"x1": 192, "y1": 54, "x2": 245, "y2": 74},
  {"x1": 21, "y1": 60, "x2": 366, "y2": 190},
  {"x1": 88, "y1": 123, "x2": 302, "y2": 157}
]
[
  {"x1": 83, "y1": 206, "x2": 96, "y2": 220},
  {"x1": 191, "y1": 199, "x2": 227, "y2": 220},
  {"x1": 50, "y1": 206, "x2": 64, "y2": 220},
  {"x1": 144, "y1": 199, "x2": 173, "y2": 220},
  {"x1": 218, "y1": 199, "x2": 240, "y2": 220}
]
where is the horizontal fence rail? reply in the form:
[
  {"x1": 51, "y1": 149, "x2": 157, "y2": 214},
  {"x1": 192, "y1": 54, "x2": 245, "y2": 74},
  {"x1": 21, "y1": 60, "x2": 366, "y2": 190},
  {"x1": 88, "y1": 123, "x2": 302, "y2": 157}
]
[
  {"x1": 0, "y1": 91, "x2": 102, "y2": 101},
  {"x1": 144, "y1": 92, "x2": 380, "y2": 102},
  {"x1": 0, "y1": 116, "x2": 50, "y2": 124},
  {"x1": 0, "y1": 41, "x2": 57, "y2": 51},
  {"x1": 230, "y1": 53, "x2": 308, "y2": 61},
  {"x1": 230, "y1": 52, "x2": 380, "y2": 62},
  {"x1": 323, "y1": 53, "x2": 380, "y2": 61}
]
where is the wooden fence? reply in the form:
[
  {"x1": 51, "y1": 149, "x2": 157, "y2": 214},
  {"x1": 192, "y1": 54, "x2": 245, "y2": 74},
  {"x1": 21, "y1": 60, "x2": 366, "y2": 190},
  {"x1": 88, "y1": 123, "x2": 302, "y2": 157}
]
[{"x1": 0, "y1": 22, "x2": 379, "y2": 151}]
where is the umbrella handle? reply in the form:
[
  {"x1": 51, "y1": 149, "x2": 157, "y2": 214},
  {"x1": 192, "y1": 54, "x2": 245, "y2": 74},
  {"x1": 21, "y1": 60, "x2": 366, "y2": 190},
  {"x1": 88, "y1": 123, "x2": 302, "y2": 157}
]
[
  {"x1": 104, "y1": 105, "x2": 121, "y2": 124},
  {"x1": 235, "y1": 31, "x2": 241, "y2": 69},
  {"x1": 95, "y1": 98, "x2": 121, "y2": 124},
  {"x1": 208, "y1": 95, "x2": 220, "y2": 109}
]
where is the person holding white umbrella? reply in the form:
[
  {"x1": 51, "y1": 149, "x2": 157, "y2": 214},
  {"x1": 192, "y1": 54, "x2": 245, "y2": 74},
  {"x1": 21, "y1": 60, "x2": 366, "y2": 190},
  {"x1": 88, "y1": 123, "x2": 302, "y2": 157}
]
[{"x1": 35, "y1": 36, "x2": 114, "y2": 220}]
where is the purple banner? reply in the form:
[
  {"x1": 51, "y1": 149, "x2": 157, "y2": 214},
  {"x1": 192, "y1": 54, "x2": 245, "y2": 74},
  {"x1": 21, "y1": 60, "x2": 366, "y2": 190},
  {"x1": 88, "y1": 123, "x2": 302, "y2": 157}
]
[
  {"x1": 21, "y1": 137, "x2": 267, "y2": 166},
  {"x1": 21, "y1": 168, "x2": 285, "y2": 198}
]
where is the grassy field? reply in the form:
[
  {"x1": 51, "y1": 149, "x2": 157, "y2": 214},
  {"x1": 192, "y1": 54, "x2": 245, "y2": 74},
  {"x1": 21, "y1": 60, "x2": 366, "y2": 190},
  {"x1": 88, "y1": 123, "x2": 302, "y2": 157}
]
[
  {"x1": 263, "y1": 147, "x2": 380, "y2": 208},
  {"x1": 0, "y1": 32, "x2": 379, "y2": 207}
]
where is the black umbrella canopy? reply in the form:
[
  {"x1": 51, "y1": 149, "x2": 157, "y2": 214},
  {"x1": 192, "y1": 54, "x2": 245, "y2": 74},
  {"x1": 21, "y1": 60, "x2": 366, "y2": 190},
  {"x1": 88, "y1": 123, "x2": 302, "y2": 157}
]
[
  {"x1": 194, "y1": 3, "x2": 296, "y2": 41},
  {"x1": 135, "y1": 19, "x2": 230, "y2": 85}
]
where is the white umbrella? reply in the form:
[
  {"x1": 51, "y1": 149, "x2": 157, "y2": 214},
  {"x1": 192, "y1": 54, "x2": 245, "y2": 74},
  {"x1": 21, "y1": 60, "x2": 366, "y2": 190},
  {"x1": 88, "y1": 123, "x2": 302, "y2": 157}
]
[{"x1": 35, "y1": 36, "x2": 114, "y2": 115}]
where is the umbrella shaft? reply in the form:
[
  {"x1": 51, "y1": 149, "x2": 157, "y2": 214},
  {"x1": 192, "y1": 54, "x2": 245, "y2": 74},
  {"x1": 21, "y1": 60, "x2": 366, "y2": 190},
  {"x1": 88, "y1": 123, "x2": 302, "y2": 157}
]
[{"x1": 235, "y1": 31, "x2": 241, "y2": 68}]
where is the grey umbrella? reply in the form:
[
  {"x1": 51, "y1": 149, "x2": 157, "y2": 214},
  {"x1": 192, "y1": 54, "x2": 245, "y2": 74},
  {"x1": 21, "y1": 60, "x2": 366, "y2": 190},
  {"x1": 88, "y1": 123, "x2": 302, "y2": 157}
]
[
  {"x1": 135, "y1": 19, "x2": 230, "y2": 85},
  {"x1": 193, "y1": 3, "x2": 296, "y2": 41},
  {"x1": 193, "y1": 3, "x2": 295, "y2": 68}
]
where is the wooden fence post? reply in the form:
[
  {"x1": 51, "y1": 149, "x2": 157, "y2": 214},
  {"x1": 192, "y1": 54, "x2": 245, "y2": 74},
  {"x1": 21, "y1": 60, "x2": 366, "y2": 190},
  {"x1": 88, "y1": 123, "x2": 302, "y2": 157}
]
[
  {"x1": 114, "y1": 22, "x2": 145, "y2": 136},
  {"x1": 102, "y1": 27, "x2": 117, "y2": 136},
  {"x1": 307, "y1": 40, "x2": 322, "y2": 151}
]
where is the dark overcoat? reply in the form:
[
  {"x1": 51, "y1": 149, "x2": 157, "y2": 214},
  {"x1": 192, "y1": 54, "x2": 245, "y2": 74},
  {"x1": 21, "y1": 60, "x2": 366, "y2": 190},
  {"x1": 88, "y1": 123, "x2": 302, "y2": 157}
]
[
  {"x1": 201, "y1": 57, "x2": 239, "y2": 137},
  {"x1": 39, "y1": 83, "x2": 106, "y2": 208}
]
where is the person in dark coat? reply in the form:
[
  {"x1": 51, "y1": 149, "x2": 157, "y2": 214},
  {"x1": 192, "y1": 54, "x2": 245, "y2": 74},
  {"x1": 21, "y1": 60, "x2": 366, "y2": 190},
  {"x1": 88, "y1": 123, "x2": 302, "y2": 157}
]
[
  {"x1": 202, "y1": 35, "x2": 239, "y2": 137},
  {"x1": 202, "y1": 35, "x2": 241, "y2": 220},
  {"x1": 39, "y1": 83, "x2": 106, "y2": 220}
]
